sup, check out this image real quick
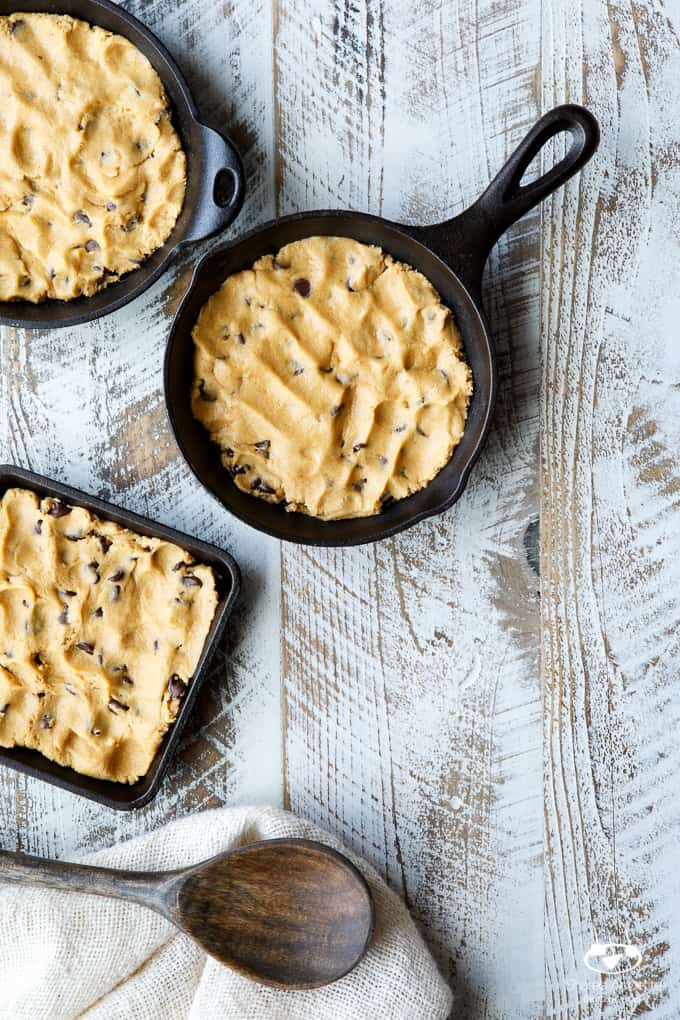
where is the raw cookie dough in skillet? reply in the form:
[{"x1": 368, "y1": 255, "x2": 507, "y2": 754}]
[
  {"x1": 192, "y1": 236, "x2": 473, "y2": 520},
  {"x1": 0, "y1": 13, "x2": 186, "y2": 302},
  {"x1": 0, "y1": 488, "x2": 217, "y2": 783}
]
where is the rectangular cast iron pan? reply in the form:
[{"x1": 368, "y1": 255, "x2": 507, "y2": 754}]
[{"x1": 0, "y1": 465, "x2": 240, "y2": 810}]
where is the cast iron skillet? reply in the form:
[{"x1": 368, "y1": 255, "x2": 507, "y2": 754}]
[
  {"x1": 0, "y1": 0, "x2": 245, "y2": 329},
  {"x1": 165, "y1": 105, "x2": 599, "y2": 546}
]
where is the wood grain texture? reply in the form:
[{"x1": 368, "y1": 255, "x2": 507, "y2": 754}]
[
  {"x1": 541, "y1": 1, "x2": 680, "y2": 1016},
  {"x1": 0, "y1": 0, "x2": 284, "y2": 858},
  {"x1": 277, "y1": 1, "x2": 545, "y2": 1014}
]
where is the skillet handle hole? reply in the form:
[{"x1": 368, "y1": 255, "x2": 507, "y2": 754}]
[
  {"x1": 517, "y1": 129, "x2": 569, "y2": 189},
  {"x1": 213, "y1": 167, "x2": 238, "y2": 209}
]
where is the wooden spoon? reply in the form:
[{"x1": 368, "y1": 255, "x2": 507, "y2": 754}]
[{"x1": 0, "y1": 837, "x2": 375, "y2": 988}]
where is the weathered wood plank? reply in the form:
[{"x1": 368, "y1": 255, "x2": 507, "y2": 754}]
[
  {"x1": 0, "y1": 0, "x2": 283, "y2": 857},
  {"x1": 278, "y1": 1, "x2": 545, "y2": 1014},
  {"x1": 541, "y1": 1, "x2": 680, "y2": 1016}
]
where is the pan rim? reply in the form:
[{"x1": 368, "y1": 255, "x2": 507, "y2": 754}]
[{"x1": 164, "y1": 209, "x2": 497, "y2": 546}]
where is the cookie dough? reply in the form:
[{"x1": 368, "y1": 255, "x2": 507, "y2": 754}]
[
  {"x1": 192, "y1": 236, "x2": 473, "y2": 520},
  {"x1": 0, "y1": 488, "x2": 217, "y2": 784},
  {"x1": 0, "y1": 13, "x2": 186, "y2": 302}
]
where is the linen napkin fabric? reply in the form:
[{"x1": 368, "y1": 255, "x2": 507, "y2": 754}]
[{"x1": 0, "y1": 806, "x2": 453, "y2": 1019}]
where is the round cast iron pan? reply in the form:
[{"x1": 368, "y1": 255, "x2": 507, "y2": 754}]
[
  {"x1": 165, "y1": 105, "x2": 599, "y2": 546},
  {"x1": 0, "y1": 0, "x2": 245, "y2": 329}
]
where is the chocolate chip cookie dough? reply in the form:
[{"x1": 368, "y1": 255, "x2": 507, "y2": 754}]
[
  {"x1": 0, "y1": 13, "x2": 186, "y2": 302},
  {"x1": 0, "y1": 488, "x2": 217, "y2": 783},
  {"x1": 192, "y1": 236, "x2": 473, "y2": 520}
]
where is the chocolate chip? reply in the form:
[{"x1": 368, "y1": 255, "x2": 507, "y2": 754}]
[
  {"x1": 9, "y1": 18, "x2": 25, "y2": 34},
  {"x1": 76, "y1": 641, "x2": 94, "y2": 655},
  {"x1": 227, "y1": 463, "x2": 250, "y2": 477},
  {"x1": 22, "y1": 599, "x2": 29, "y2": 608},
  {"x1": 346, "y1": 278, "x2": 355, "y2": 291},
  {"x1": 153, "y1": 639, "x2": 159, "y2": 653},
  {"x1": 34, "y1": 652, "x2": 43, "y2": 666},
  {"x1": 330, "y1": 404, "x2": 344, "y2": 417},
  {"x1": 167, "y1": 674, "x2": 186, "y2": 699},
  {"x1": 40, "y1": 714, "x2": 55, "y2": 730},
  {"x1": 47, "y1": 500, "x2": 71, "y2": 518},
  {"x1": 124, "y1": 217, "x2": 138, "y2": 232},
  {"x1": 88, "y1": 561, "x2": 101, "y2": 583},
  {"x1": 181, "y1": 574, "x2": 203, "y2": 588},
  {"x1": 85, "y1": 239, "x2": 100, "y2": 253},
  {"x1": 106, "y1": 200, "x2": 117, "y2": 212},
  {"x1": 65, "y1": 533, "x2": 85, "y2": 541},
  {"x1": 59, "y1": 589, "x2": 77, "y2": 599},
  {"x1": 198, "y1": 378, "x2": 217, "y2": 402},
  {"x1": 74, "y1": 210, "x2": 92, "y2": 226},
  {"x1": 236, "y1": 332, "x2": 246, "y2": 345},
  {"x1": 353, "y1": 479, "x2": 367, "y2": 492},
  {"x1": 254, "y1": 440, "x2": 271, "y2": 458},
  {"x1": 57, "y1": 607, "x2": 68, "y2": 625},
  {"x1": 293, "y1": 277, "x2": 311, "y2": 298},
  {"x1": 250, "y1": 477, "x2": 275, "y2": 495},
  {"x1": 35, "y1": 691, "x2": 46, "y2": 699},
  {"x1": 172, "y1": 560, "x2": 192, "y2": 572},
  {"x1": 120, "y1": 675, "x2": 134, "y2": 687},
  {"x1": 94, "y1": 607, "x2": 103, "y2": 618},
  {"x1": 108, "y1": 697, "x2": 129, "y2": 714},
  {"x1": 352, "y1": 442, "x2": 367, "y2": 452},
  {"x1": 91, "y1": 726, "x2": 102, "y2": 735},
  {"x1": 0, "y1": 704, "x2": 8, "y2": 715},
  {"x1": 394, "y1": 424, "x2": 407, "y2": 433},
  {"x1": 97, "y1": 653, "x2": 104, "y2": 666},
  {"x1": 111, "y1": 585, "x2": 121, "y2": 602},
  {"x1": 22, "y1": 194, "x2": 34, "y2": 209},
  {"x1": 34, "y1": 519, "x2": 42, "y2": 535},
  {"x1": 97, "y1": 535, "x2": 112, "y2": 554},
  {"x1": 290, "y1": 361, "x2": 304, "y2": 376},
  {"x1": 319, "y1": 366, "x2": 333, "y2": 374},
  {"x1": 108, "y1": 570, "x2": 124, "y2": 582},
  {"x1": 20, "y1": 277, "x2": 30, "y2": 288}
]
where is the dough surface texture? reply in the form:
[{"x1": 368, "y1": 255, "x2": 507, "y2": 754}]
[
  {"x1": 0, "y1": 488, "x2": 217, "y2": 783},
  {"x1": 192, "y1": 236, "x2": 473, "y2": 520},
  {"x1": 0, "y1": 13, "x2": 186, "y2": 302}
]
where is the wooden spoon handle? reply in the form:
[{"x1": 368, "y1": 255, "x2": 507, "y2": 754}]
[{"x1": 0, "y1": 848, "x2": 169, "y2": 911}]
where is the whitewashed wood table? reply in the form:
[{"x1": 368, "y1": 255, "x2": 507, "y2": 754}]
[{"x1": 1, "y1": 1, "x2": 679, "y2": 1017}]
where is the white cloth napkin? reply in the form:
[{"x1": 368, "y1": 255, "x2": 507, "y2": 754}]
[{"x1": 0, "y1": 806, "x2": 452, "y2": 1019}]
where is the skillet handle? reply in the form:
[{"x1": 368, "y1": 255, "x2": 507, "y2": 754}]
[
  {"x1": 183, "y1": 124, "x2": 246, "y2": 243},
  {"x1": 409, "y1": 105, "x2": 600, "y2": 303}
]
